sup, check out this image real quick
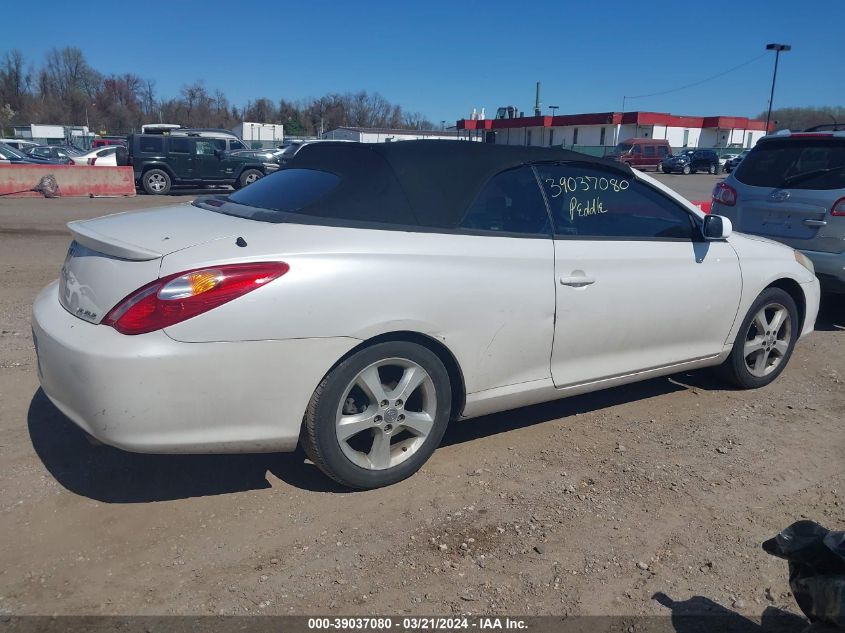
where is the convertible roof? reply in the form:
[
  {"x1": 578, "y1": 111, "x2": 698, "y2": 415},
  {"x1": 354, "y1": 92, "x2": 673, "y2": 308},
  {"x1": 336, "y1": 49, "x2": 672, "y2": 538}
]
[{"x1": 288, "y1": 140, "x2": 633, "y2": 228}]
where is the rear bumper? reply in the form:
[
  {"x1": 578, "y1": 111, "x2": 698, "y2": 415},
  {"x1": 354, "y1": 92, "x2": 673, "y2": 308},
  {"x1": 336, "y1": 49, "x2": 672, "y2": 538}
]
[
  {"x1": 800, "y1": 248, "x2": 845, "y2": 292},
  {"x1": 32, "y1": 281, "x2": 358, "y2": 453}
]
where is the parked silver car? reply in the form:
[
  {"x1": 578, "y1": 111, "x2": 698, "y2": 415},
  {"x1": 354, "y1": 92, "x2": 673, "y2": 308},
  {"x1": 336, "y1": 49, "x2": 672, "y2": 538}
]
[{"x1": 712, "y1": 130, "x2": 845, "y2": 293}]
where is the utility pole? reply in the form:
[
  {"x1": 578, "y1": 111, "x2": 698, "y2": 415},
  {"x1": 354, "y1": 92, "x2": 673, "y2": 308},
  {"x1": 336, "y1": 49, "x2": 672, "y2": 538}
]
[{"x1": 764, "y1": 43, "x2": 791, "y2": 134}]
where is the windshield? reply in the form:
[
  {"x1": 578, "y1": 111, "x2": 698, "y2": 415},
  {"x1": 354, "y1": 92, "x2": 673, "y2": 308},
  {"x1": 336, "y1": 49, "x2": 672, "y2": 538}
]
[
  {"x1": 0, "y1": 143, "x2": 28, "y2": 159},
  {"x1": 734, "y1": 139, "x2": 845, "y2": 190},
  {"x1": 613, "y1": 143, "x2": 633, "y2": 153}
]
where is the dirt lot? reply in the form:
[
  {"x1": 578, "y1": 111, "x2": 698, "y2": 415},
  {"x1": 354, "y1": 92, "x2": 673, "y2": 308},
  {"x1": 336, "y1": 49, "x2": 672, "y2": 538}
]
[{"x1": 0, "y1": 175, "x2": 843, "y2": 622}]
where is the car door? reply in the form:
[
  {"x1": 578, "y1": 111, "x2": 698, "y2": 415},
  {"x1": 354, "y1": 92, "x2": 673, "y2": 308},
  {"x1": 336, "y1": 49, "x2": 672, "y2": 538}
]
[
  {"x1": 534, "y1": 162, "x2": 742, "y2": 388},
  {"x1": 193, "y1": 138, "x2": 229, "y2": 181},
  {"x1": 167, "y1": 137, "x2": 195, "y2": 181}
]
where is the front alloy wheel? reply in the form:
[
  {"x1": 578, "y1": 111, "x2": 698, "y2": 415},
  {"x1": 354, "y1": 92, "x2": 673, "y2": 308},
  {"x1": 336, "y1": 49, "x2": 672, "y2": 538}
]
[
  {"x1": 302, "y1": 341, "x2": 452, "y2": 489},
  {"x1": 716, "y1": 287, "x2": 799, "y2": 389},
  {"x1": 743, "y1": 303, "x2": 792, "y2": 378}
]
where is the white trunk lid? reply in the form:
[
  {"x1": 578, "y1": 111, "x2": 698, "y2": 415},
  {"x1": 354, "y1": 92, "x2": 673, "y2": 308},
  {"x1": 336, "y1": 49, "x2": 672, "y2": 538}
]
[{"x1": 59, "y1": 203, "x2": 258, "y2": 324}]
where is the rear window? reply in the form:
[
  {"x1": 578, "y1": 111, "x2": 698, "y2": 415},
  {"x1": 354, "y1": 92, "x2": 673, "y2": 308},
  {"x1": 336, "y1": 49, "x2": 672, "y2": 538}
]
[
  {"x1": 735, "y1": 139, "x2": 845, "y2": 190},
  {"x1": 226, "y1": 169, "x2": 340, "y2": 216},
  {"x1": 215, "y1": 144, "x2": 419, "y2": 226}
]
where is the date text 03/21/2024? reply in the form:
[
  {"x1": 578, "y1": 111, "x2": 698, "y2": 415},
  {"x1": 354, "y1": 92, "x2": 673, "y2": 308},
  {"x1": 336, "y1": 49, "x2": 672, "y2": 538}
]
[{"x1": 306, "y1": 617, "x2": 528, "y2": 630}]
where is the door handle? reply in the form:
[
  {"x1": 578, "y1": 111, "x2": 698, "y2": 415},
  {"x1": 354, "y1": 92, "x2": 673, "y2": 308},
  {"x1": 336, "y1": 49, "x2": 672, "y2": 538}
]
[
  {"x1": 804, "y1": 219, "x2": 827, "y2": 226},
  {"x1": 560, "y1": 276, "x2": 596, "y2": 287}
]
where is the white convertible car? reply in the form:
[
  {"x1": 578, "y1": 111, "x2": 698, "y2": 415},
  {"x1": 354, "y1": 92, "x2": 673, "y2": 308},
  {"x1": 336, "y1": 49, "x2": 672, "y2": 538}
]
[{"x1": 32, "y1": 141, "x2": 820, "y2": 489}]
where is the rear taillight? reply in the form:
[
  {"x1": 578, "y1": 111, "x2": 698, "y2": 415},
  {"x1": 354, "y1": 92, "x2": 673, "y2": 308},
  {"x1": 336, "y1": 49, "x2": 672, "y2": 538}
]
[
  {"x1": 103, "y1": 262, "x2": 289, "y2": 335},
  {"x1": 712, "y1": 182, "x2": 737, "y2": 207},
  {"x1": 832, "y1": 197, "x2": 845, "y2": 217}
]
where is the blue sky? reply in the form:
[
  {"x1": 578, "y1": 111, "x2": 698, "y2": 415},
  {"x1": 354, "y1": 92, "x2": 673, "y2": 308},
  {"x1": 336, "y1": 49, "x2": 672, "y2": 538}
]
[{"x1": 4, "y1": 0, "x2": 843, "y2": 124}]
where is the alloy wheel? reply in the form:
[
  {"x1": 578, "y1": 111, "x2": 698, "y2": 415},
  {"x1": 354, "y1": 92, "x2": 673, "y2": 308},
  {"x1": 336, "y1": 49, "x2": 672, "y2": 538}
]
[
  {"x1": 743, "y1": 302, "x2": 792, "y2": 377},
  {"x1": 148, "y1": 173, "x2": 166, "y2": 192},
  {"x1": 335, "y1": 358, "x2": 437, "y2": 470}
]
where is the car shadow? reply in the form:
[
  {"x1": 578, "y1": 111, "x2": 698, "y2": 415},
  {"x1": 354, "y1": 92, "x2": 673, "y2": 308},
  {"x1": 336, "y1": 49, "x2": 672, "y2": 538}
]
[
  {"x1": 29, "y1": 367, "x2": 720, "y2": 502},
  {"x1": 651, "y1": 592, "x2": 808, "y2": 633},
  {"x1": 814, "y1": 293, "x2": 844, "y2": 332},
  {"x1": 441, "y1": 369, "x2": 713, "y2": 447},
  {"x1": 26, "y1": 389, "x2": 345, "y2": 503}
]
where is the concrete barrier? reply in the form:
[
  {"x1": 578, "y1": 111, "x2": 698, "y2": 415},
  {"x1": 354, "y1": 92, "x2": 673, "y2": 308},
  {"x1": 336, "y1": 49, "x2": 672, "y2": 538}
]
[{"x1": 0, "y1": 165, "x2": 135, "y2": 198}]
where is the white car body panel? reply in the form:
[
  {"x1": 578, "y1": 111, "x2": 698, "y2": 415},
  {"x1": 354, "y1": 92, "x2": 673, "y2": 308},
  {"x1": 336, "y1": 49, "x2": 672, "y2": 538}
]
[
  {"x1": 71, "y1": 146, "x2": 118, "y2": 166},
  {"x1": 34, "y1": 281, "x2": 357, "y2": 453},
  {"x1": 31, "y1": 166, "x2": 821, "y2": 454},
  {"x1": 162, "y1": 223, "x2": 556, "y2": 395},
  {"x1": 550, "y1": 238, "x2": 742, "y2": 387}
]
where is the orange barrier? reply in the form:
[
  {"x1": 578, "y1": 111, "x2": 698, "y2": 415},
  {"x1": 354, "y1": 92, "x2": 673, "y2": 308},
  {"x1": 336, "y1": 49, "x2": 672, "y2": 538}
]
[{"x1": 0, "y1": 165, "x2": 135, "y2": 198}]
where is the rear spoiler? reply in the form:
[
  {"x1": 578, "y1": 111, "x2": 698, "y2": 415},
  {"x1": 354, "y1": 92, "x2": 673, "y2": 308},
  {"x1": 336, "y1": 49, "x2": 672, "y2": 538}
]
[{"x1": 67, "y1": 220, "x2": 163, "y2": 261}]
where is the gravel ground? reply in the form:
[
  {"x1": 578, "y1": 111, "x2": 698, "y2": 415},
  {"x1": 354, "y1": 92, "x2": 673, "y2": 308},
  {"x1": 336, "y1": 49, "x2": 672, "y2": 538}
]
[{"x1": 0, "y1": 176, "x2": 842, "y2": 621}]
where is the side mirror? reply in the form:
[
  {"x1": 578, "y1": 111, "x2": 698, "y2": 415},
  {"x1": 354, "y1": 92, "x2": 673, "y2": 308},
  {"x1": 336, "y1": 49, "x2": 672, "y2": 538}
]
[{"x1": 702, "y1": 214, "x2": 732, "y2": 240}]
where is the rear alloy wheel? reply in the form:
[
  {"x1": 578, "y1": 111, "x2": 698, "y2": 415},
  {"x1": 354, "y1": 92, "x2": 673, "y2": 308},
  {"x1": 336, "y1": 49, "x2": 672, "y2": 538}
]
[
  {"x1": 716, "y1": 287, "x2": 799, "y2": 389},
  {"x1": 708, "y1": 164, "x2": 717, "y2": 175},
  {"x1": 302, "y1": 341, "x2": 452, "y2": 489},
  {"x1": 239, "y1": 169, "x2": 263, "y2": 188},
  {"x1": 142, "y1": 169, "x2": 171, "y2": 195},
  {"x1": 682, "y1": 164, "x2": 691, "y2": 175}
]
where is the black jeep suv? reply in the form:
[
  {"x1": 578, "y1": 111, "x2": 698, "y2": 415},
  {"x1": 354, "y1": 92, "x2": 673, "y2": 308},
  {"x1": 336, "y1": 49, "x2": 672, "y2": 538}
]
[
  {"x1": 123, "y1": 132, "x2": 279, "y2": 195},
  {"x1": 659, "y1": 149, "x2": 721, "y2": 175}
]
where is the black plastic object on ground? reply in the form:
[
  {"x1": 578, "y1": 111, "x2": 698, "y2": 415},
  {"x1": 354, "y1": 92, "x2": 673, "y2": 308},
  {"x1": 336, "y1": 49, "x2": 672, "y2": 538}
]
[{"x1": 763, "y1": 520, "x2": 845, "y2": 628}]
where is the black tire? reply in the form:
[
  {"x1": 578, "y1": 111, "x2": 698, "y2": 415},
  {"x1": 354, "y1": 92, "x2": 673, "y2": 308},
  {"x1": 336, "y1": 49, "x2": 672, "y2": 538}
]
[
  {"x1": 708, "y1": 164, "x2": 717, "y2": 175},
  {"x1": 238, "y1": 169, "x2": 263, "y2": 189},
  {"x1": 142, "y1": 169, "x2": 171, "y2": 195},
  {"x1": 682, "y1": 165, "x2": 691, "y2": 175},
  {"x1": 301, "y1": 341, "x2": 452, "y2": 489},
  {"x1": 716, "y1": 287, "x2": 799, "y2": 389}
]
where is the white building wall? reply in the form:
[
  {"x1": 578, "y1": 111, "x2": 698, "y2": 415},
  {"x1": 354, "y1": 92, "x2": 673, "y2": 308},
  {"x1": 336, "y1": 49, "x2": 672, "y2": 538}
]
[
  {"x1": 491, "y1": 121, "x2": 760, "y2": 149},
  {"x1": 664, "y1": 126, "x2": 701, "y2": 148}
]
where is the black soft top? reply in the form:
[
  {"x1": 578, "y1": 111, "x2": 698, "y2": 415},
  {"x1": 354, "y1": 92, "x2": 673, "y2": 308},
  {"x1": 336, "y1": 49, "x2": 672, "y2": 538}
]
[{"x1": 287, "y1": 140, "x2": 633, "y2": 228}]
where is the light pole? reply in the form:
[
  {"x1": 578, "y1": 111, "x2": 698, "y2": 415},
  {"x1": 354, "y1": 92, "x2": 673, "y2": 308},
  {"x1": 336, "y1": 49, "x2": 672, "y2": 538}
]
[
  {"x1": 764, "y1": 43, "x2": 791, "y2": 134},
  {"x1": 548, "y1": 105, "x2": 559, "y2": 116}
]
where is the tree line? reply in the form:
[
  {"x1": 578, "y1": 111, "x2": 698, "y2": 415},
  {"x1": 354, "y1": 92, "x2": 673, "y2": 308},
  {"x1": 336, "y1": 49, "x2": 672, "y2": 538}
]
[
  {"x1": 0, "y1": 47, "x2": 437, "y2": 138},
  {"x1": 758, "y1": 106, "x2": 845, "y2": 131}
]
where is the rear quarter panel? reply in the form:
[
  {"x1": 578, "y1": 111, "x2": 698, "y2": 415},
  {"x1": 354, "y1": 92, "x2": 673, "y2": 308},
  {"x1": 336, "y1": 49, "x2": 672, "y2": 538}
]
[{"x1": 160, "y1": 223, "x2": 557, "y2": 395}]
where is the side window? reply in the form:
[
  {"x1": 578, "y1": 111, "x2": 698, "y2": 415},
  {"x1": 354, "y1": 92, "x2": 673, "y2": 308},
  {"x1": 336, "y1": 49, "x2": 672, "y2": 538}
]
[
  {"x1": 633, "y1": 145, "x2": 642, "y2": 154},
  {"x1": 212, "y1": 139, "x2": 227, "y2": 152},
  {"x1": 169, "y1": 138, "x2": 190, "y2": 154},
  {"x1": 644, "y1": 145, "x2": 656, "y2": 157},
  {"x1": 229, "y1": 139, "x2": 247, "y2": 150},
  {"x1": 535, "y1": 163, "x2": 695, "y2": 240},
  {"x1": 195, "y1": 140, "x2": 215, "y2": 155},
  {"x1": 139, "y1": 136, "x2": 164, "y2": 153},
  {"x1": 459, "y1": 166, "x2": 551, "y2": 236},
  {"x1": 658, "y1": 145, "x2": 669, "y2": 157}
]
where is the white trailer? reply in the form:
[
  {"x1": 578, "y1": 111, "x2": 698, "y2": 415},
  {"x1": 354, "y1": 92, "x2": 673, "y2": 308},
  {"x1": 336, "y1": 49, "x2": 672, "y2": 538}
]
[{"x1": 233, "y1": 122, "x2": 284, "y2": 146}]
